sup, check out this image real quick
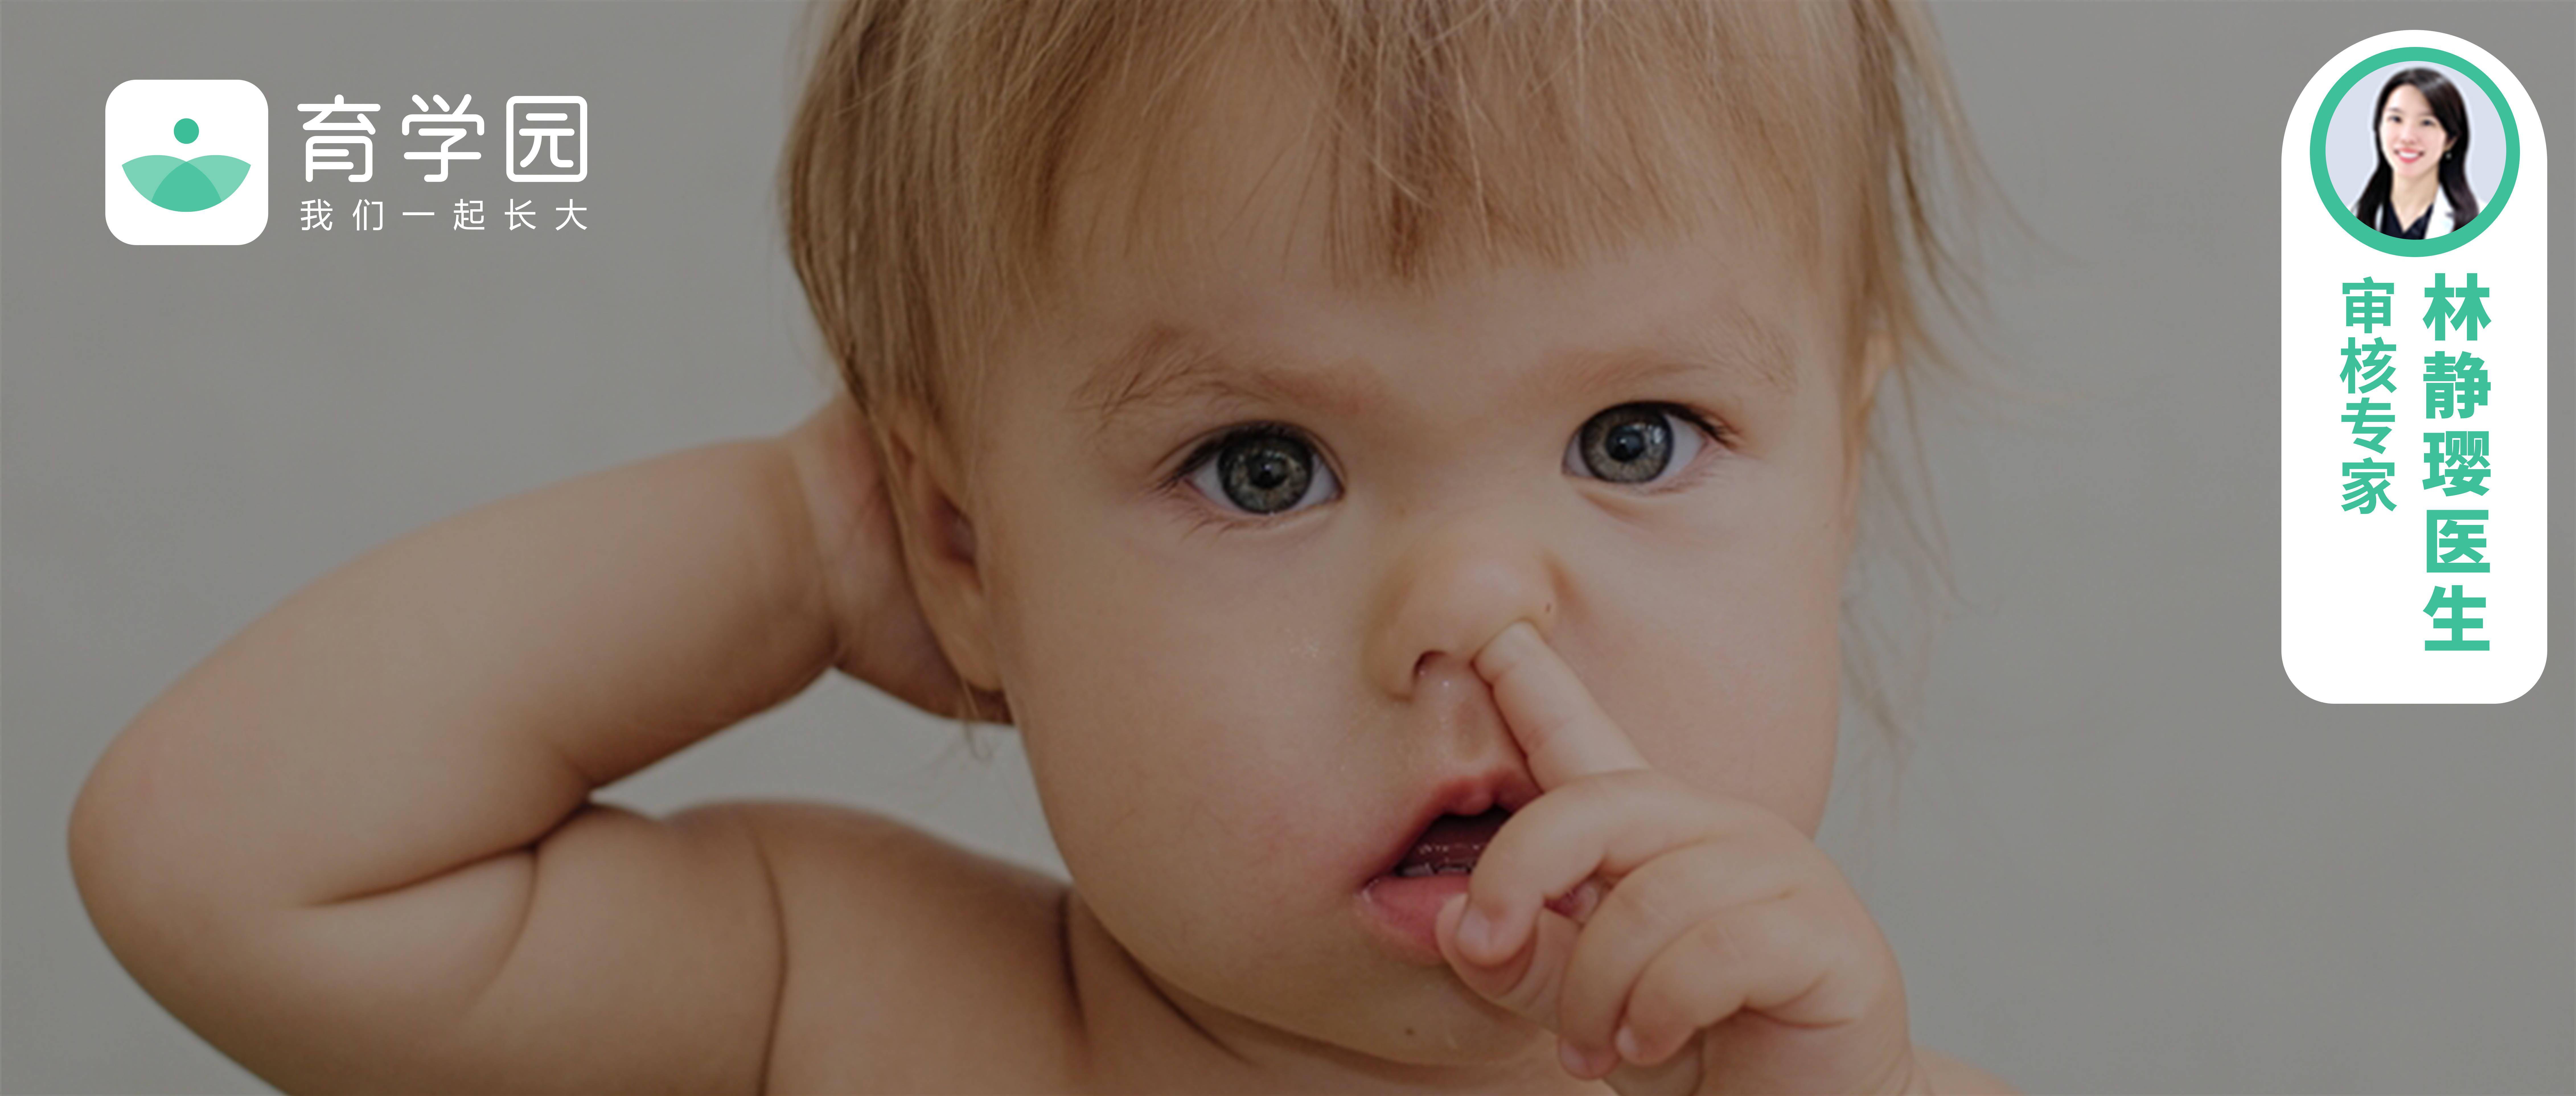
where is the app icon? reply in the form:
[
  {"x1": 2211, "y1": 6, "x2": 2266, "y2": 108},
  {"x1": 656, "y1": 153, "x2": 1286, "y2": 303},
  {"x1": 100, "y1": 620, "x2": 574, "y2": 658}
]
[{"x1": 106, "y1": 79, "x2": 268, "y2": 245}]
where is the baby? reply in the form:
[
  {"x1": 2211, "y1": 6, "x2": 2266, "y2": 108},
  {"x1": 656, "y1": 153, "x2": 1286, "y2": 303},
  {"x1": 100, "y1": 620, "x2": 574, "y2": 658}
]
[{"x1": 70, "y1": 0, "x2": 2018, "y2": 1092}]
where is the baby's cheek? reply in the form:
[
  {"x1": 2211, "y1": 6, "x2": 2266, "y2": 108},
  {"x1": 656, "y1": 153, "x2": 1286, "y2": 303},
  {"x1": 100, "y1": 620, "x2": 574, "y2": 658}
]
[
  {"x1": 1091, "y1": 715, "x2": 1344, "y2": 878},
  {"x1": 1195, "y1": 758, "x2": 1351, "y2": 879},
  {"x1": 1603, "y1": 572, "x2": 1841, "y2": 830}
]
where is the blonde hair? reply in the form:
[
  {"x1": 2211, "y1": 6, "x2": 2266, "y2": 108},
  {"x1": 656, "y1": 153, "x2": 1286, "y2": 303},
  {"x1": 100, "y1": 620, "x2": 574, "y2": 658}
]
[{"x1": 780, "y1": 0, "x2": 1996, "y2": 750}]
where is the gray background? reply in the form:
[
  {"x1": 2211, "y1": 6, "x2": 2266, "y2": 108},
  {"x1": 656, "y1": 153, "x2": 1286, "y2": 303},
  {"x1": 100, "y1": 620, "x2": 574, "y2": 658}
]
[
  {"x1": 4, "y1": 2, "x2": 2570, "y2": 1093},
  {"x1": 2324, "y1": 59, "x2": 2510, "y2": 222}
]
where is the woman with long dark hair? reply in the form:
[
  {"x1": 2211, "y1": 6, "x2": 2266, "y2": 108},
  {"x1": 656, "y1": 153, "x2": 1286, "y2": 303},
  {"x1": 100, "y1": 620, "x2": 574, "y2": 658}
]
[{"x1": 2352, "y1": 67, "x2": 2481, "y2": 238}]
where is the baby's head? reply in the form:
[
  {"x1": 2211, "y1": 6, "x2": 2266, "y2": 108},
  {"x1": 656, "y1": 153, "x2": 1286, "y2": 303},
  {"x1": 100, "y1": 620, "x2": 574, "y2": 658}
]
[{"x1": 785, "y1": 0, "x2": 1979, "y2": 1071}]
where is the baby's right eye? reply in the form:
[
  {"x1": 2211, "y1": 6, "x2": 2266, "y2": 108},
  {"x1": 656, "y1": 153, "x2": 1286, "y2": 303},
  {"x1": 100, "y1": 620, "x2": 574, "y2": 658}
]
[{"x1": 1176, "y1": 424, "x2": 1341, "y2": 519}]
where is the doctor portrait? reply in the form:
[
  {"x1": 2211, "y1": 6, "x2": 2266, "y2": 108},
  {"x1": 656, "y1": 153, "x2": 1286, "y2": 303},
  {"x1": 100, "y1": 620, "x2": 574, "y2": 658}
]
[{"x1": 2349, "y1": 67, "x2": 2480, "y2": 239}]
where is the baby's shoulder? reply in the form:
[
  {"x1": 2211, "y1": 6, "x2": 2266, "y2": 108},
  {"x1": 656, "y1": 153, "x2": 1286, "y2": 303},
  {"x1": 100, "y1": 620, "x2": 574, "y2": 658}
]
[{"x1": 726, "y1": 799, "x2": 1083, "y2": 1094}]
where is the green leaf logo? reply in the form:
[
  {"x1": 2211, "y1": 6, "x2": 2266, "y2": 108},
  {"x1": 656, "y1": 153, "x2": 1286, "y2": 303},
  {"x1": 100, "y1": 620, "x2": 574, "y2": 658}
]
[
  {"x1": 121, "y1": 117, "x2": 250, "y2": 212},
  {"x1": 121, "y1": 154, "x2": 249, "y2": 211}
]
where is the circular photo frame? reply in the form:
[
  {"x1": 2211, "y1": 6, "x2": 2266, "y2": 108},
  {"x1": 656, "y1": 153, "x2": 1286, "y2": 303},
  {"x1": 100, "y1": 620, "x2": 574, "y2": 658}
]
[{"x1": 2310, "y1": 46, "x2": 2520, "y2": 256}]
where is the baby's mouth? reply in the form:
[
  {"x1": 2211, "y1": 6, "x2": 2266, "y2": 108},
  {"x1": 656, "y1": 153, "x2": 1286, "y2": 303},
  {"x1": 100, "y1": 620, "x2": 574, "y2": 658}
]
[{"x1": 1388, "y1": 807, "x2": 1511, "y2": 877}]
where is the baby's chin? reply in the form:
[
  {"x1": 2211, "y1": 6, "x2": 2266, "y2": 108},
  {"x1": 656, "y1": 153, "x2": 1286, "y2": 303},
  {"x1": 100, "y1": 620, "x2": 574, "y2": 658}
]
[
  {"x1": 1331, "y1": 990, "x2": 1558, "y2": 1074},
  {"x1": 1224, "y1": 947, "x2": 1553, "y2": 1070},
  {"x1": 1112, "y1": 914, "x2": 1540, "y2": 1072}
]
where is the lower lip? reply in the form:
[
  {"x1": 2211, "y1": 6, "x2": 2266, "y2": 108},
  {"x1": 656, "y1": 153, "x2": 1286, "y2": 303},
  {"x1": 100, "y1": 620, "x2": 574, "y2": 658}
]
[{"x1": 1357, "y1": 871, "x2": 1472, "y2": 964}]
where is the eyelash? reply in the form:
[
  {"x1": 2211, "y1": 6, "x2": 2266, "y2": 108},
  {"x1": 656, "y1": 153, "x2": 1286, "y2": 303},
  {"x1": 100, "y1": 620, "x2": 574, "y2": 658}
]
[
  {"x1": 1158, "y1": 403, "x2": 1731, "y2": 531},
  {"x1": 1161, "y1": 422, "x2": 1320, "y2": 533}
]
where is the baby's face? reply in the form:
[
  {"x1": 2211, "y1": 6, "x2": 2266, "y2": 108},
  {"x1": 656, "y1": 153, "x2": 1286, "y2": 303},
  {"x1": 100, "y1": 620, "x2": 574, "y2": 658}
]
[{"x1": 949, "y1": 118, "x2": 1864, "y2": 1067}]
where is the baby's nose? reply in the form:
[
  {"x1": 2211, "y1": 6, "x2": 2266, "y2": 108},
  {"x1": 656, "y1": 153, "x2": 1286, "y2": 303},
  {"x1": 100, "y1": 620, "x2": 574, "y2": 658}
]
[
  {"x1": 1363, "y1": 498, "x2": 1565, "y2": 699},
  {"x1": 1413, "y1": 648, "x2": 1467, "y2": 683},
  {"x1": 1377, "y1": 574, "x2": 1556, "y2": 696}
]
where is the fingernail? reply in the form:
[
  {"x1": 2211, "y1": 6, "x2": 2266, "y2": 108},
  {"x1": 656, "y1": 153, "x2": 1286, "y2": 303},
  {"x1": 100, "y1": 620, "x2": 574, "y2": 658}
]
[
  {"x1": 1457, "y1": 905, "x2": 1496, "y2": 961},
  {"x1": 1558, "y1": 1039, "x2": 1597, "y2": 1077},
  {"x1": 1615, "y1": 1025, "x2": 1643, "y2": 1063},
  {"x1": 1581, "y1": 1042, "x2": 1621, "y2": 1077}
]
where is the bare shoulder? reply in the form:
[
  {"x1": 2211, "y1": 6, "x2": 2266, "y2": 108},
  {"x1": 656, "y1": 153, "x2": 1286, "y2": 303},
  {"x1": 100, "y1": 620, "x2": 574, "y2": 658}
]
[
  {"x1": 1917, "y1": 1045, "x2": 2021, "y2": 1095},
  {"x1": 725, "y1": 799, "x2": 1082, "y2": 1095}
]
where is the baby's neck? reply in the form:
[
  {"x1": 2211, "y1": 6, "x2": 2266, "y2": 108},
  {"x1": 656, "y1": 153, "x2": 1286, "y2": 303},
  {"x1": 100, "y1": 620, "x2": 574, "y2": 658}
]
[{"x1": 2390, "y1": 171, "x2": 2441, "y2": 219}]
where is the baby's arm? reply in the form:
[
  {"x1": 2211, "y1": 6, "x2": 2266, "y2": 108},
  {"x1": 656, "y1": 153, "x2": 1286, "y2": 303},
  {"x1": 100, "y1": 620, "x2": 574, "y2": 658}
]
[{"x1": 66, "y1": 403, "x2": 888, "y2": 1093}]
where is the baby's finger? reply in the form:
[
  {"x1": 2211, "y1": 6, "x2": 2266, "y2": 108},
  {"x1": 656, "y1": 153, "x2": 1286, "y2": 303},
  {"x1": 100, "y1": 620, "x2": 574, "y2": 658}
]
[
  {"x1": 1457, "y1": 770, "x2": 1787, "y2": 968},
  {"x1": 1435, "y1": 893, "x2": 1583, "y2": 1032},
  {"x1": 1550, "y1": 839, "x2": 1800, "y2": 1069},
  {"x1": 1615, "y1": 894, "x2": 1852, "y2": 1071},
  {"x1": 1471, "y1": 621, "x2": 1649, "y2": 790}
]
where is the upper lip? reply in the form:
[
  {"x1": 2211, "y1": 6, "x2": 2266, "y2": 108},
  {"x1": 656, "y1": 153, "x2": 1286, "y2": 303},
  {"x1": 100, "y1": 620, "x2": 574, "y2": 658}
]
[{"x1": 1361, "y1": 766, "x2": 1544, "y2": 883}]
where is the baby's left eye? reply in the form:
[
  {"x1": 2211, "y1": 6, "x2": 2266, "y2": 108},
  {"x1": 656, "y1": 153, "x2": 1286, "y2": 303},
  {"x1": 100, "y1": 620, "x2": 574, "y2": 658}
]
[{"x1": 1562, "y1": 403, "x2": 1714, "y2": 486}]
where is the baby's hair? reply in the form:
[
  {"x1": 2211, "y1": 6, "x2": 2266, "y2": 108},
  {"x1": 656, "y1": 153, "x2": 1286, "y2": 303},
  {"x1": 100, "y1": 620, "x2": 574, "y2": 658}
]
[{"x1": 780, "y1": 0, "x2": 2000, "y2": 765}]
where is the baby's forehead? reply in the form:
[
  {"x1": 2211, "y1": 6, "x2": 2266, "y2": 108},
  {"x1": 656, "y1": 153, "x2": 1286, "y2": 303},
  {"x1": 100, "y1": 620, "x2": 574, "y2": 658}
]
[
  {"x1": 1058, "y1": 307, "x2": 1816, "y2": 471},
  {"x1": 1006, "y1": 226, "x2": 1853, "y2": 488},
  {"x1": 1033, "y1": 2, "x2": 1875, "y2": 326}
]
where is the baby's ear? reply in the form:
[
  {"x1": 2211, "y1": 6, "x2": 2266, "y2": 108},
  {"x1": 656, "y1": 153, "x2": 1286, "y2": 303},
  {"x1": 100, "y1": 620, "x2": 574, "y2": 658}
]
[
  {"x1": 1839, "y1": 326, "x2": 1901, "y2": 517},
  {"x1": 1840, "y1": 325, "x2": 1900, "y2": 451},
  {"x1": 876, "y1": 407, "x2": 1007, "y2": 696},
  {"x1": 1856, "y1": 325, "x2": 1899, "y2": 409}
]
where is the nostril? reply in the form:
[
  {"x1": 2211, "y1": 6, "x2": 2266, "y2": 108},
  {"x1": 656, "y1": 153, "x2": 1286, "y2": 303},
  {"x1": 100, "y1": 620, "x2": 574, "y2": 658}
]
[{"x1": 1414, "y1": 651, "x2": 1437, "y2": 680}]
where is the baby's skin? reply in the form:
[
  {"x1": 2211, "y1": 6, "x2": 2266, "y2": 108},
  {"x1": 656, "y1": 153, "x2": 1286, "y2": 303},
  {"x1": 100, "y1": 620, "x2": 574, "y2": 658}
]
[
  {"x1": 64, "y1": 0, "x2": 2044, "y2": 1085},
  {"x1": 68, "y1": 387, "x2": 2016, "y2": 1094},
  {"x1": 1441, "y1": 619, "x2": 1920, "y2": 1093}
]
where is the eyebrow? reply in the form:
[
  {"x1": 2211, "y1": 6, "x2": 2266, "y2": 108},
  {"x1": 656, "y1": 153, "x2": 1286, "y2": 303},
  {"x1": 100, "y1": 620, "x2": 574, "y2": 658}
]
[{"x1": 1072, "y1": 311, "x2": 1800, "y2": 436}]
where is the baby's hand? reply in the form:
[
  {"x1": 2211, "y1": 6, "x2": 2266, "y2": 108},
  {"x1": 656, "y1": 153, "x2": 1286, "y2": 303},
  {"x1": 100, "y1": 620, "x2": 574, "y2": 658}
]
[
  {"x1": 783, "y1": 389, "x2": 1007, "y2": 722},
  {"x1": 1433, "y1": 622, "x2": 1926, "y2": 1095}
]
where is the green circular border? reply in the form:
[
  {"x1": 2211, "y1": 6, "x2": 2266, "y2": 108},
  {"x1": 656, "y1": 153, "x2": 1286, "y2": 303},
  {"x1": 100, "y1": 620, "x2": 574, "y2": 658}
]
[{"x1": 2310, "y1": 47, "x2": 2520, "y2": 256}]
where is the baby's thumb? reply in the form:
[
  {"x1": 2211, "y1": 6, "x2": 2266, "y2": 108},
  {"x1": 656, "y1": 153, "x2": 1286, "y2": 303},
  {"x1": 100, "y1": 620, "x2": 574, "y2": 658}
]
[{"x1": 1435, "y1": 892, "x2": 1581, "y2": 1031}]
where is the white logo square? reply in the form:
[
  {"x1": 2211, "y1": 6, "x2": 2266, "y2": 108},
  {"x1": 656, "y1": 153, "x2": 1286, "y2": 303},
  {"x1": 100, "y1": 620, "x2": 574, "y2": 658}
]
[{"x1": 105, "y1": 79, "x2": 270, "y2": 245}]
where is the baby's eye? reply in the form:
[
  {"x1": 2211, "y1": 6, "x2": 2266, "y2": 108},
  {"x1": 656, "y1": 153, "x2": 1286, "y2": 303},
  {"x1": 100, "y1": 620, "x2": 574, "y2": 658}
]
[
  {"x1": 1563, "y1": 403, "x2": 1714, "y2": 486},
  {"x1": 1179, "y1": 424, "x2": 1340, "y2": 518}
]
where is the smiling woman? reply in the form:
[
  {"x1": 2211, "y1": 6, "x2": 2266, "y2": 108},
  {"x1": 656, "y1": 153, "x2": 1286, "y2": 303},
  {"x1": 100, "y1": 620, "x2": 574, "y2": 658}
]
[{"x1": 2351, "y1": 67, "x2": 2481, "y2": 238}]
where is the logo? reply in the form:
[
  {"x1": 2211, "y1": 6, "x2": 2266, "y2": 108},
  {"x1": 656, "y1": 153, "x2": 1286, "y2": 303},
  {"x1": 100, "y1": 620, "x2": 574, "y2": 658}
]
[{"x1": 105, "y1": 79, "x2": 269, "y2": 245}]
